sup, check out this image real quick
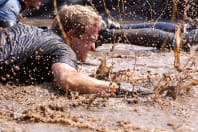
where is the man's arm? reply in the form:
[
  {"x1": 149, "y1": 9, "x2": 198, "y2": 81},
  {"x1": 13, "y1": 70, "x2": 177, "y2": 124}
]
[{"x1": 51, "y1": 62, "x2": 118, "y2": 94}]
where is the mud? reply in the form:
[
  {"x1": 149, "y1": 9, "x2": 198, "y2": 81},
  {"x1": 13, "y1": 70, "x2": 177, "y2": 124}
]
[
  {"x1": 0, "y1": 19, "x2": 198, "y2": 132},
  {"x1": 0, "y1": 43, "x2": 197, "y2": 132}
]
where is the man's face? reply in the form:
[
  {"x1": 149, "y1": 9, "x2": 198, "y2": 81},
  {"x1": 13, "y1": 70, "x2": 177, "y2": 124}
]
[
  {"x1": 23, "y1": 0, "x2": 41, "y2": 9},
  {"x1": 70, "y1": 25, "x2": 99, "y2": 62}
]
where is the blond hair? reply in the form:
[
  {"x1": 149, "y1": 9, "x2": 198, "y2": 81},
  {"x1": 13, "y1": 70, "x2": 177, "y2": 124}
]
[{"x1": 52, "y1": 5, "x2": 101, "y2": 37}]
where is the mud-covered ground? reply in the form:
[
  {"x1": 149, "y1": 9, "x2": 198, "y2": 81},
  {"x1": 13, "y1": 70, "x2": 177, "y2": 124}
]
[{"x1": 0, "y1": 19, "x2": 198, "y2": 132}]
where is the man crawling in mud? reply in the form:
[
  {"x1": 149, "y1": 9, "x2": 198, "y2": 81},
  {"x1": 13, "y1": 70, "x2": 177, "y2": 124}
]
[{"x1": 0, "y1": 5, "x2": 118, "y2": 94}]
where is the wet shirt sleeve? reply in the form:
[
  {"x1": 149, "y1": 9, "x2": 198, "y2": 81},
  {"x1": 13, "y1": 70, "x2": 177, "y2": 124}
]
[{"x1": 47, "y1": 38, "x2": 78, "y2": 69}]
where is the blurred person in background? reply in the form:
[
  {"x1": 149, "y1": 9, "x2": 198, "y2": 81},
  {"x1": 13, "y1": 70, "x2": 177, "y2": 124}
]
[{"x1": 0, "y1": 0, "x2": 41, "y2": 28}]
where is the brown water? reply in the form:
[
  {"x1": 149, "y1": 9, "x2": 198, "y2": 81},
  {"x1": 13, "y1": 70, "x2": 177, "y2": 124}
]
[{"x1": 0, "y1": 19, "x2": 197, "y2": 132}]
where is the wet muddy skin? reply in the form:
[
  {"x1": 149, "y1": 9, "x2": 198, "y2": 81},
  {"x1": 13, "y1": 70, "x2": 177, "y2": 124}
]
[{"x1": 0, "y1": 19, "x2": 198, "y2": 132}]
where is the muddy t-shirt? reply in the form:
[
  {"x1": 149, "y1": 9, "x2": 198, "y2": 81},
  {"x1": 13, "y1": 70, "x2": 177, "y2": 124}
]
[{"x1": 0, "y1": 24, "x2": 77, "y2": 84}]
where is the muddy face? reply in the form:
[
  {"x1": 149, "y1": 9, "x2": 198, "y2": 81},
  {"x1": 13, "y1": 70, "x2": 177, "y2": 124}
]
[{"x1": 70, "y1": 26, "x2": 99, "y2": 62}]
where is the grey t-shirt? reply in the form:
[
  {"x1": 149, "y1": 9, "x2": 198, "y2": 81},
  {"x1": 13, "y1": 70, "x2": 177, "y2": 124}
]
[{"x1": 0, "y1": 24, "x2": 77, "y2": 84}]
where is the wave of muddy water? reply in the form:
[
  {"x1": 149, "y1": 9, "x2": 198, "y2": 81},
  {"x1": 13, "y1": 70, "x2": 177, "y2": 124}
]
[{"x1": 0, "y1": 18, "x2": 197, "y2": 132}]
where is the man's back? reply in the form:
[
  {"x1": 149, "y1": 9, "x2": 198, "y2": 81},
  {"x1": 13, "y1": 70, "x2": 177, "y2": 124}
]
[{"x1": 0, "y1": 24, "x2": 77, "y2": 84}]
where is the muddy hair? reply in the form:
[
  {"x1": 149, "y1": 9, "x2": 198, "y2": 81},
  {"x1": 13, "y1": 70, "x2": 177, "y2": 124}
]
[{"x1": 52, "y1": 5, "x2": 102, "y2": 38}]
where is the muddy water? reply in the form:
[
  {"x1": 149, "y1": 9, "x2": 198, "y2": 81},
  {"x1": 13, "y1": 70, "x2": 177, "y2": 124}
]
[{"x1": 0, "y1": 19, "x2": 197, "y2": 132}]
